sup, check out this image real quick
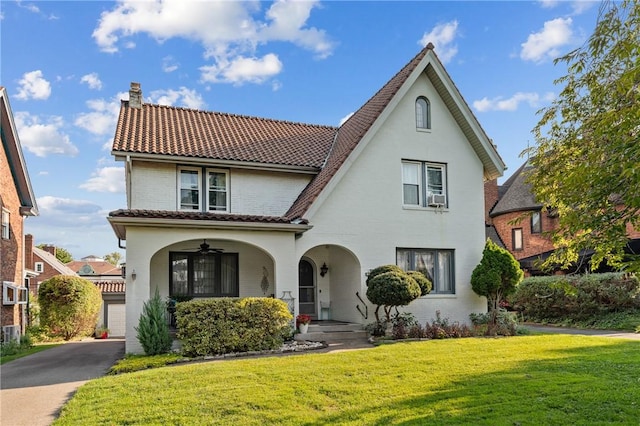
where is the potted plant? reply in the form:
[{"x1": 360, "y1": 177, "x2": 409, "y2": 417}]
[
  {"x1": 95, "y1": 326, "x2": 110, "y2": 339},
  {"x1": 296, "y1": 314, "x2": 311, "y2": 334}
]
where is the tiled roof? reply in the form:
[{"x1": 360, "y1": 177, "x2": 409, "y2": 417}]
[
  {"x1": 66, "y1": 259, "x2": 122, "y2": 276},
  {"x1": 286, "y1": 45, "x2": 433, "y2": 219},
  {"x1": 490, "y1": 161, "x2": 541, "y2": 217},
  {"x1": 109, "y1": 209, "x2": 307, "y2": 224},
  {"x1": 95, "y1": 281, "x2": 125, "y2": 293},
  {"x1": 112, "y1": 104, "x2": 337, "y2": 169}
]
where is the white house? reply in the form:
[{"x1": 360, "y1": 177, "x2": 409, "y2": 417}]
[{"x1": 108, "y1": 44, "x2": 505, "y2": 354}]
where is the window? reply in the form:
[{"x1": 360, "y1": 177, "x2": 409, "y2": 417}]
[
  {"x1": 170, "y1": 252, "x2": 238, "y2": 297},
  {"x1": 531, "y1": 211, "x2": 541, "y2": 234},
  {"x1": 3, "y1": 282, "x2": 26, "y2": 305},
  {"x1": 178, "y1": 167, "x2": 229, "y2": 212},
  {"x1": 1, "y1": 208, "x2": 9, "y2": 239},
  {"x1": 415, "y1": 97, "x2": 431, "y2": 129},
  {"x1": 35, "y1": 262, "x2": 44, "y2": 273},
  {"x1": 402, "y1": 161, "x2": 447, "y2": 207},
  {"x1": 512, "y1": 228, "x2": 523, "y2": 251},
  {"x1": 397, "y1": 248, "x2": 455, "y2": 294}
]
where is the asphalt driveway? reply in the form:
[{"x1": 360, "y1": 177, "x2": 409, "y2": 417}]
[{"x1": 1, "y1": 338, "x2": 124, "y2": 426}]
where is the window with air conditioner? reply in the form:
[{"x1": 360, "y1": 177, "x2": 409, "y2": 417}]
[{"x1": 402, "y1": 161, "x2": 447, "y2": 208}]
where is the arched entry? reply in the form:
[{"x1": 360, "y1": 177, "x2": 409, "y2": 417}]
[{"x1": 298, "y1": 259, "x2": 316, "y2": 317}]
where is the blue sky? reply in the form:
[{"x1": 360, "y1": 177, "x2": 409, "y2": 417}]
[{"x1": 1, "y1": 0, "x2": 600, "y2": 261}]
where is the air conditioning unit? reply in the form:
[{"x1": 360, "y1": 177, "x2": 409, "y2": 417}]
[
  {"x1": 2, "y1": 325, "x2": 20, "y2": 343},
  {"x1": 428, "y1": 194, "x2": 446, "y2": 207}
]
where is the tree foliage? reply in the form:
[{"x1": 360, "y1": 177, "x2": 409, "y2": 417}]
[
  {"x1": 135, "y1": 288, "x2": 172, "y2": 355},
  {"x1": 37, "y1": 244, "x2": 73, "y2": 263},
  {"x1": 366, "y1": 265, "x2": 422, "y2": 322},
  {"x1": 103, "y1": 252, "x2": 123, "y2": 266},
  {"x1": 38, "y1": 275, "x2": 102, "y2": 340},
  {"x1": 471, "y1": 240, "x2": 524, "y2": 314},
  {"x1": 526, "y1": 0, "x2": 640, "y2": 271}
]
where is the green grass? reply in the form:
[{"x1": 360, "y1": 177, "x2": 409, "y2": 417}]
[
  {"x1": 0, "y1": 343, "x2": 62, "y2": 365},
  {"x1": 107, "y1": 353, "x2": 184, "y2": 374},
  {"x1": 55, "y1": 335, "x2": 640, "y2": 425}
]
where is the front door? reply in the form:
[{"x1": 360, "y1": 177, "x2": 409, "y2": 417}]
[{"x1": 298, "y1": 259, "x2": 316, "y2": 318}]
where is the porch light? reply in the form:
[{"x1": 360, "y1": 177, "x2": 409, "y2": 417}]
[
  {"x1": 131, "y1": 269, "x2": 137, "y2": 281},
  {"x1": 320, "y1": 263, "x2": 329, "y2": 277}
]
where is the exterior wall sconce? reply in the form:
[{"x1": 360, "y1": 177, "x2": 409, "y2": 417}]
[
  {"x1": 131, "y1": 269, "x2": 137, "y2": 281},
  {"x1": 320, "y1": 263, "x2": 329, "y2": 277}
]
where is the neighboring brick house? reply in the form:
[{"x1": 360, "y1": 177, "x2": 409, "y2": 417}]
[
  {"x1": 108, "y1": 44, "x2": 506, "y2": 354},
  {"x1": 1, "y1": 87, "x2": 39, "y2": 341},
  {"x1": 24, "y1": 235, "x2": 78, "y2": 296},
  {"x1": 486, "y1": 161, "x2": 640, "y2": 275}
]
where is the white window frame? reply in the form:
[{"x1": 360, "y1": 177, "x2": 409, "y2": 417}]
[
  {"x1": 35, "y1": 262, "x2": 44, "y2": 273},
  {"x1": 402, "y1": 161, "x2": 422, "y2": 206},
  {"x1": 1, "y1": 208, "x2": 9, "y2": 239},
  {"x1": 178, "y1": 167, "x2": 202, "y2": 211},
  {"x1": 531, "y1": 211, "x2": 542, "y2": 234},
  {"x1": 513, "y1": 228, "x2": 524, "y2": 251},
  {"x1": 402, "y1": 161, "x2": 447, "y2": 208},
  {"x1": 415, "y1": 97, "x2": 431, "y2": 130},
  {"x1": 3, "y1": 282, "x2": 16, "y2": 304},
  {"x1": 206, "y1": 169, "x2": 230, "y2": 212}
]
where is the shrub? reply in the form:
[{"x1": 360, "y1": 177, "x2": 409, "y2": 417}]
[
  {"x1": 407, "y1": 271, "x2": 432, "y2": 296},
  {"x1": 391, "y1": 312, "x2": 418, "y2": 340},
  {"x1": 176, "y1": 297, "x2": 292, "y2": 357},
  {"x1": 469, "y1": 310, "x2": 518, "y2": 336},
  {"x1": 366, "y1": 267, "x2": 421, "y2": 323},
  {"x1": 38, "y1": 275, "x2": 102, "y2": 341},
  {"x1": 136, "y1": 288, "x2": 172, "y2": 356},
  {"x1": 508, "y1": 273, "x2": 640, "y2": 323},
  {"x1": 424, "y1": 311, "x2": 473, "y2": 339}
]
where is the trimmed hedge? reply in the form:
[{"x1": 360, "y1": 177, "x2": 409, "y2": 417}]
[
  {"x1": 507, "y1": 273, "x2": 640, "y2": 321},
  {"x1": 175, "y1": 297, "x2": 292, "y2": 357}
]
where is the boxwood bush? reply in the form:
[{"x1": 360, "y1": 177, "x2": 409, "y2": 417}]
[
  {"x1": 175, "y1": 297, "x2": 292, "y2": 357},
  {"x1": 507, "y1": 272, "x2": 640, "y2": 322}
]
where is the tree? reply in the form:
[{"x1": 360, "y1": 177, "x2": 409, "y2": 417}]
[
  {"x1": 37, "y1": 244, "x2": 73, "y2": 263},
  {"x1": 104, "y1": 252, "x2": 122, "y2": 266},
  {"x1": 38, "y1": 275, "x2": 102, "y2": 340},
  {"x1": 471, "y1": 240, "x2": 523, "y2": 321},
  {"x1": 366, "y1": 265, "x2": 421, "y2": 323},
  {"x1": 135, "y1": 288, "x2": 172, "y2": 355},
  {"x1": 527, "y1": 0, "x2": 640, "y2": 271}
]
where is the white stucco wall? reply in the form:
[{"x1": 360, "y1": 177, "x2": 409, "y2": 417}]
[
  {"x1": 297, "y1": 72, "x2": 488, "y2": 326},
  {"x1": 130, "y1": 160, "x2": 310, "y2": 216}
]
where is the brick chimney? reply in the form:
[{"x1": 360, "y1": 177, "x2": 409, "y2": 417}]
[
  {"x1": 129, "y1": 82, "x2": 142, "y2": 108},
  {"x1": 42, "y1": 244, "x2": 56, "y2": 256},
  {"x1": 25, "y1": 234, "x2": 34, "y2": 270},
  {"x1": 484, "y1": 178, "x2": 499, "y2": 224}
]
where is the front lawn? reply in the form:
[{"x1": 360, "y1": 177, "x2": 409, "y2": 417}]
[{"x1": 55, "y1": 335, "x2": 640, "y2": 425}]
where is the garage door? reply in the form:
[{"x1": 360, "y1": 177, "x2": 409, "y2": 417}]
[{"x1": 107, "y1": 304, "x2": 126, "y2": 337}]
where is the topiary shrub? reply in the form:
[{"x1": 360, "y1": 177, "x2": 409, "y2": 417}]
[
  {"x1": 366, "y1": 266, "x2": 421, "y2": 324},
  {"x1": 471, "y1": 239, "x2": 524, "y2": 331},
  {"x1": 407, "y1": 270, "x2": 432, "y2": 296},
  {"x1": 38, "y1": 275, "x2": 102, "y2": 341},
  {"x1": 135, "y1": 288, "x2": 172, "y2": 355}
]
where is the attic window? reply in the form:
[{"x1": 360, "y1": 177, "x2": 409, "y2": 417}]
[
  {"x1": 416, "y1": 97, "x2": 431, "y2": 130},
  {"x1": 35, "y1": 262, "x2": 44, "y2": 273}
]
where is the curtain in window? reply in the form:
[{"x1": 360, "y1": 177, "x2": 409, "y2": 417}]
[
  {"x1": 220, "y1": 254, "x2": 236, "y2": 295},
  {"x1": 402, "y1": 163, "x2": 420, "y2": 205},
  {"x1": 437, "y1": 251, "x2": 452, "y2": 292},
  {"x1": 193, "y1": 254, "x2": 216, "y2": 295},
  {"x1": 415, "y1": 251, "x2": 434, "y2": 283},
  {"x1": 396, "y1": 250, "x2": 411, "y2": 271}
]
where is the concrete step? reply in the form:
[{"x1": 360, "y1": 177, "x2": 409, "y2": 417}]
[
  {"x1": 307, "y1": 323, "x2": 364, "y2": 333},
  {"x1": 295, "y1": 330, "x2": 369, "y2": 342}
]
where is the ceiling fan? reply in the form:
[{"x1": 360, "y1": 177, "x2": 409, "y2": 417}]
[{"x1": 188, "y1": 239, "x2": 224, "y2": 255}]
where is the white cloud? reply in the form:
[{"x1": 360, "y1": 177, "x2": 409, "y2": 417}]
[
  {"x1": 16, "y1": 1, "x2": 40, "y2": 13},
  {"x1": 14, "y1": 112, "x2": 79, "y2": 157},
  {"x1": 148, "y1": 87, "x2": 206, "y2": 109},
  {"x1": 339, "y1": 112, "x2": 354, "y2": 126},
  {"x1": 538, "y1": 0, "x2": 559, "y2": 8},
  {"x1": 80, "y1": 73, "x2": 103, "y2": 90},
  {"x1": 200, "y1": 54, "x2": 283, "y2": 85},
  {"x1": 35, "y1": 196, "x2": 105, "y2": 227},
  {"x1": 473, "y1": 92, "x2": 555, "y2": 112},
  {"x1": 80, "y1": 166, "x2": 125, "y2": 193},
  {"x1": 15, "y1": 70, "x2": 51, "y2": 100},
  {"x1": 162, "y1": 55, "x2": 179, "y2": 73},
  {"x1": 521, "y1": 17, "x2": 573, "y2": 63},
  {"x1": 92, "y1": 0, "x2": 333, "y2": 85},
  {"x1": 538, "y1": 0, "x2": 593, "y2": 15},
  {"x1": 419, "y1": 20, "x2": 459, "y2": 64},
  {"x1": 74, "y1": 93, "x2": 126, "y2": 135}
]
